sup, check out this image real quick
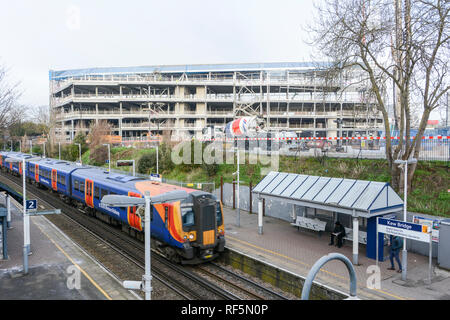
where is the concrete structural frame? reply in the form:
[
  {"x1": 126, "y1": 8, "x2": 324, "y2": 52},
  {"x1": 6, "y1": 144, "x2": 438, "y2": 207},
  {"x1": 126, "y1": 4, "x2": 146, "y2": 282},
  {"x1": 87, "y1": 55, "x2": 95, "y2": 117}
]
[{"x1": 49, "y1": 62, "x2": 384, "y2": 142}]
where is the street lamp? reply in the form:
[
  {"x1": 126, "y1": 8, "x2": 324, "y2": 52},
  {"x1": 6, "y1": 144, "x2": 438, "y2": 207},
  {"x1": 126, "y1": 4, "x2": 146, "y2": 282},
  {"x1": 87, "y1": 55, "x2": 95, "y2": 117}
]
[
  {"x1": 394, "y1": 157, "x2": 418, "y2": 281},
  {"x1": 42, "y1": 142, "x2": 46, "y2": 158},
  {"x1": 232, "y1": 145, "x2": 240, "y2": 227},
  {"x1": 5, "y1": 155, "x2": 43, "y2": 274},
  {"x1": 101, "y1": 190, "x2": 188, "y2": 300},
  {"x1": 103, "y1": 143, "x2": 111, "y2": 172},
  {"x1": 75, "y1": 143, "x2": 82, "y2": 164}
]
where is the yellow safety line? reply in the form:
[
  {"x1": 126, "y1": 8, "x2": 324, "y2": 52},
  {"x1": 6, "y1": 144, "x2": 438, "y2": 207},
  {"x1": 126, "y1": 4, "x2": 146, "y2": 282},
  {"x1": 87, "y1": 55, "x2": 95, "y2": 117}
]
[
  {"x1": 35, "y1": 224, "x2": 113, "y2": 300},
  {"x1": 227, "y1": 235, "x2": 408, "y2": 300}
]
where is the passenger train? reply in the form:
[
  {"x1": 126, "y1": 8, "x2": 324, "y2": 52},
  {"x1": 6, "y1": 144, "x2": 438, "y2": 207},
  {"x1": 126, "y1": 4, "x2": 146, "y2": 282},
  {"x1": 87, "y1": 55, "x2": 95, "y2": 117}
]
[{"x1": 0, "y1": 151, "x2": 225, "y2": 264}]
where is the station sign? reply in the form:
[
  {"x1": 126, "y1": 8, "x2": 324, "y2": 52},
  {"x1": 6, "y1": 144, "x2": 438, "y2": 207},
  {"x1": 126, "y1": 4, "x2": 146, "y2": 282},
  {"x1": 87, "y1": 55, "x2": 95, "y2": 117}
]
[
  {"x1": 26, "y1": 199, "x2": 37, "y2": 211},
  {"x1": 150, "y1": 173, "x2": 162, "y2": 182},
  {"x1": 413, "y1": 215, "x2": 440, "y2": 243},
  {"x1": 117, "y1": 160, "x2": 134, "y2": 167},
  {"x1": 377, "y1": 218, "x2": 431, "y2": 243}
]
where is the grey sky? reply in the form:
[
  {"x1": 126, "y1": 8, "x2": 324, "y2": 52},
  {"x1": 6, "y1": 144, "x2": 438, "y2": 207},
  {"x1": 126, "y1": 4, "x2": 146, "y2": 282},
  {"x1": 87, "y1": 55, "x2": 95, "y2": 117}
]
[{"x1": 0, "y1": 0, "x2": 317, "y2": 108}]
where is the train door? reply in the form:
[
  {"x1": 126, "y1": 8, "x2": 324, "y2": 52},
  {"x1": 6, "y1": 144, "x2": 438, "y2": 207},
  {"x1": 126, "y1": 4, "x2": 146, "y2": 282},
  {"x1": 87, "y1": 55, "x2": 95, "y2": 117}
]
[
  {"x1": 35, "y1": 164, "x2": 39, "y2": 182},
  {"x1": 51, "y1": 169, "x2": 57, "y2": 191},
  {"x1": 19, "y1": 162, "x2": 22, "y2": 175},
  {"x1": 85, "y1": 179, "x2": 94, "y2": 208},
  {"x1": 127, "y1": 191, "x2": 142, "y2": 231}
]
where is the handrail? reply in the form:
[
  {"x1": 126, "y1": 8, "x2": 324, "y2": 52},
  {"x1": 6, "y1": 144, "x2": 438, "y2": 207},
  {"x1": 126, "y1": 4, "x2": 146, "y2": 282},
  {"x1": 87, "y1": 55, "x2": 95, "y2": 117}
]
[{"x1": 301, "y1": 253, "x2": 357, "y2": 300}]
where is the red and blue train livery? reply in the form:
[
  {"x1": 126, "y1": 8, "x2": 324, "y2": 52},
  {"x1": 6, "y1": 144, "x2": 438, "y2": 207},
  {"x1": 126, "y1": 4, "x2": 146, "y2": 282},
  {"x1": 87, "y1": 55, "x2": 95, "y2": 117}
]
[{"x1": 0, "y1": 151, "x2": 226, "y2": 264}]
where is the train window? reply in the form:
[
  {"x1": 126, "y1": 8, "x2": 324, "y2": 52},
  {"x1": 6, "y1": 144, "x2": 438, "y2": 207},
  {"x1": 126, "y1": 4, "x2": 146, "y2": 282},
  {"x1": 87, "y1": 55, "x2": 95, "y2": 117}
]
[
  {"x1": 94, "y1": 186, "x2": 100, "y2": 199},
  {"x1": 110, "y1": 191, "x2": 117, "y2": 196},
  {"x1": 74, "y1": 180, "x2": 79, "y2": 191},
  {"x1": 216, "y1": 201, "x2": 223, "y2": 226},
  {"x1": 80, "y1": 182, "x2": 85, "y2": 193},
  {"x1": 181, "y1": 206, "x2": 195, "y2": 228},
  {"x1": 100, "y1": 188, "x2": 108, "y2": 199}
]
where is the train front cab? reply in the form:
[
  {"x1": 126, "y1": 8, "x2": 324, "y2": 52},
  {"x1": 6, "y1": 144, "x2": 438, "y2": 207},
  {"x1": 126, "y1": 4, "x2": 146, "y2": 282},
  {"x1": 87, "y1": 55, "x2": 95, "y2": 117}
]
[{"x1": 178, "y1": 191, "x2": 225, "y2": 264}]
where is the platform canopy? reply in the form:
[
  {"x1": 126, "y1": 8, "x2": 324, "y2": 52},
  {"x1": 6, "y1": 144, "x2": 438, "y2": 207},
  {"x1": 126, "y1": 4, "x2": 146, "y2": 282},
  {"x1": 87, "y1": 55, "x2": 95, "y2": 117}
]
[{"x1": 253, "y1": 171, "x2": 403, "y2": 218}]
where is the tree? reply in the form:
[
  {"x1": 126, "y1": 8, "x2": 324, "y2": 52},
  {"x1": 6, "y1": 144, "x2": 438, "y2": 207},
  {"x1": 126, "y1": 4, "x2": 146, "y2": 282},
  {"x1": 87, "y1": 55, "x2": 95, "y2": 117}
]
[
  {"x1": 0, "y1": 64, "x2": 24, "y2": 140},
  {"x1": 308, "y1": 0, "x2": 449, "y2": 192},
  {"x1": 87, "y1": 120, "x2": 112, "y2": 149}
]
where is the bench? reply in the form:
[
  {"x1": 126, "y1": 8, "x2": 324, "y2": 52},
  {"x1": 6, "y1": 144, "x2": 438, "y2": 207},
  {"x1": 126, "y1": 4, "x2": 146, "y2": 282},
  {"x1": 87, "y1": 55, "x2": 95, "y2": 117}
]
[
  {"x1": 343, "y1": 227, "x2": 367, "y2": 245},
  {"x1": 291, "y1": 216, "x2": 327, "y2": 235}
]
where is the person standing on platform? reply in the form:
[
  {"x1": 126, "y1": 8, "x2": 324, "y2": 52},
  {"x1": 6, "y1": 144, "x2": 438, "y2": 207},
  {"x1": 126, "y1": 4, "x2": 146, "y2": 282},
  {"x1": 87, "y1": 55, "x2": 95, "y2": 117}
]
[
  {"x1": 388, "y1": 236, "x2": 403, "y2": 273},
  {"x1": 329, "y1": 221, "x2": 346, "y2": 248}
]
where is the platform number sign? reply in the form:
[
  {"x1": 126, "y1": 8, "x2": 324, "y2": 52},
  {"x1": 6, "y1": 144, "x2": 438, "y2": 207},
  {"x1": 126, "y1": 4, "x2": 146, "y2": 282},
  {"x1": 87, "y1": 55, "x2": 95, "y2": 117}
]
[{"x1": 26, "y1": 199, "x2": 37, "y2": 211}]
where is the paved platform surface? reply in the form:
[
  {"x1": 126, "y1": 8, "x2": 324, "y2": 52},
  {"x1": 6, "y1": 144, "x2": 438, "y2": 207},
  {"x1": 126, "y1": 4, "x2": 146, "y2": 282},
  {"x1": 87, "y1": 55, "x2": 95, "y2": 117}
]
[
  {"x1": 223, "y1": 206, "x2": 450, "y2": 300},
  {"x1": 0, "y1": 195, "x2": 139, "y2": 300}
]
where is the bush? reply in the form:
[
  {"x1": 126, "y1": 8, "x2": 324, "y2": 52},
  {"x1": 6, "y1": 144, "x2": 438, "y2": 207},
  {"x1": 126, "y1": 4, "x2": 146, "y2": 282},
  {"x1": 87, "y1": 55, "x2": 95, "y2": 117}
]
[
  {"x1": 137, "y1": 151, "x2": 157, "y2": 174},
  {"x1": 89, "y1": 145, "x2": 108, "y2": 166}
]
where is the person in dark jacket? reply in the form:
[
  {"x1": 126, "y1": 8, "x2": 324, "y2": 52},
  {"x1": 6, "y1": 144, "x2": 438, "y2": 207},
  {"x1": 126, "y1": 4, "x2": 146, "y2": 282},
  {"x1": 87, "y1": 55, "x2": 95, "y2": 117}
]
[
  {"x1": 329, "y1": 221, "x2": 346, "y2": 248},
  {"x1": 388, "y1": 236, "x2": 403, "y2": 272}
]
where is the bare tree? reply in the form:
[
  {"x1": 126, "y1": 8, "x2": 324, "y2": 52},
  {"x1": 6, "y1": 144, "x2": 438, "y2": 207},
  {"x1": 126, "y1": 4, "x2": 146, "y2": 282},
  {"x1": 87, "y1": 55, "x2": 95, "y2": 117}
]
[
  {"x1": 32, "y1": 105, "x2": 50, "y2": 125},
  {"x1": 0, "y1": 65, "x2": 23, "y2": 138},
  {"x1": 87, "y1": 120, "x2": 113, "y2": 149},
  {"x1": 307, "y1": 0, "x2": 449, "y2": 192}
]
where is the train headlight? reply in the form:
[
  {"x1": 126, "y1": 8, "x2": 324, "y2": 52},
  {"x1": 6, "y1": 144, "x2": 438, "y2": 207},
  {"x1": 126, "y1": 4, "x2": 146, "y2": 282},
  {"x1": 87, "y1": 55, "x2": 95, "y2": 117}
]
[{"x1": 189, "y1": 234, "x2": 194, "y2": 240}]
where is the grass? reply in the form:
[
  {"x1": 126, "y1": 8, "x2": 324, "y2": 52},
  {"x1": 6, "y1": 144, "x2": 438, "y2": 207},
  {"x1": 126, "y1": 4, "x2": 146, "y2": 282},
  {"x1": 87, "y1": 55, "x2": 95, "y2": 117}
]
[{"x1": 80, "y1": 146, "x2": 449, "y2": 218}]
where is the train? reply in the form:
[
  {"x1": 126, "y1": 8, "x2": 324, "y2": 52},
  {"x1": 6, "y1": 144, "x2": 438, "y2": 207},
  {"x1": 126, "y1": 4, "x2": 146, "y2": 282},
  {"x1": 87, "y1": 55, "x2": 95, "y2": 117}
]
[{"x1": 0, "y1": 151, "x2": 225, "y2": 264}]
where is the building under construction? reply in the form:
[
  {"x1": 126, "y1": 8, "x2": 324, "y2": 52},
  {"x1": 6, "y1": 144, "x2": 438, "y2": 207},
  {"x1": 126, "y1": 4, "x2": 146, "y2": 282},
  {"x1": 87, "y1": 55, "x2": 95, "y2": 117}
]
[{"x1": 49, "y1": 62, "x2": 384, "y2": 142}]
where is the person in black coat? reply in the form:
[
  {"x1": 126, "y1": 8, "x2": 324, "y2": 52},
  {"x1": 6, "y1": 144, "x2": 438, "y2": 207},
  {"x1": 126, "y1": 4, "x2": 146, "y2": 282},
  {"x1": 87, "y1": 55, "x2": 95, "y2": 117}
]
[{"x1": 329, "y1": 221, "x2": 346, "y2": 248}]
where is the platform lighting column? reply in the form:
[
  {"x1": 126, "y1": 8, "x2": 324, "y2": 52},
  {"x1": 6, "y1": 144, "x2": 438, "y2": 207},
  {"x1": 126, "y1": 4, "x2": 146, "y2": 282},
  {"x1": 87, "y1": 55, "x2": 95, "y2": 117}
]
[
  {"x1": 58, "y1": 142, "x2": 61, "y2": 160},
  {"x1": 6, "y1": 194, "x2": 11, "y2": 229},
  {"x1": 258, "y1": 198, "x2": 263, "y2": 235},
  {"x1": 43, "y1": 142, "x2": 46, "y2": 158},
  {"x1": 22, "y1": 157, "x2": 30, "y2": 274},
  {"x1": 29, "y1": 141, "x2": 32, "y2": 155},
  {"x1": 143, "y1": 191, "x2": 152, "y2": 300},
  {"x1": 352, "y1": 209, "x2": 359, "y2": 265},
  {"x1": 235, "y1": 146, "x2": 240, "y2": 227},
  {"x1": 394, "y1": 158, "x2": 417, "y2": 281},
  {"x1": 103, "y1": 144, "x2": 111, "y2": 172}
]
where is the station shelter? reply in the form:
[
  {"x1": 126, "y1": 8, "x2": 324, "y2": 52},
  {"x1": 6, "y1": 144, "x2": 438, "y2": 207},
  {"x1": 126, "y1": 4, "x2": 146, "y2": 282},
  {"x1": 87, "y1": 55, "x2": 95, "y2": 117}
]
[{"x1": 253, "y1": 172, "x2": 404, "y2": 263}]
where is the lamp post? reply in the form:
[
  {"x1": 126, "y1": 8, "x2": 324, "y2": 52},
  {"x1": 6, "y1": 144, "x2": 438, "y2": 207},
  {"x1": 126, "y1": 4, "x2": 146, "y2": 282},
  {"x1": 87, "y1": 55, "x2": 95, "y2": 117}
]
[
  {"x1": 394, "y1": 158, "x2": 417, "y2": 281},
  {"x1": 5, "y1": 155, "x2": 43, "y2": 274},
  {"x1": 103, "y1": 143, "x2": 111, "y2": 172},
  {"x1": 58, "y1": 142, "x2": 61, "y2": 160},
  {"x1": 29, "y1": 140, "x2": 33, "y2": 155},
  {"x1": 75, "y1": 143, "x2": 81, "y2": 164},
  {"x1": 101, "y1": 190, "x2": 188, "y2": 300}
]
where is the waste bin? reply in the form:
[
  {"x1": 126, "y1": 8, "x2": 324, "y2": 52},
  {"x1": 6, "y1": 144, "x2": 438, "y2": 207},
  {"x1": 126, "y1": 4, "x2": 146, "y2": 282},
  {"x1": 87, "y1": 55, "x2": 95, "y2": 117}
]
[{"x1": 438, "y1": 219, "x2": 450, "y2": 270}]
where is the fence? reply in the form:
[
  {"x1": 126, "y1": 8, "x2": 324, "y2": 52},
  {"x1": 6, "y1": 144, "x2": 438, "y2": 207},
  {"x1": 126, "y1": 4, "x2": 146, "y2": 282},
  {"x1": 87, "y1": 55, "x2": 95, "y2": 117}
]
[{"x1": 201, "y1": 136, "x2": 450, "y2": 162}]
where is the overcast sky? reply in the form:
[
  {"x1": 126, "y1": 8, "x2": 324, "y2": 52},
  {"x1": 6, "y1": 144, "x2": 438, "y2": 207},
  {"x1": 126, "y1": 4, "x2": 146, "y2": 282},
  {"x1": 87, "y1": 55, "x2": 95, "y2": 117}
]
[{"x1": 0, "y1": 0, "x2": 317, "y2": 108}]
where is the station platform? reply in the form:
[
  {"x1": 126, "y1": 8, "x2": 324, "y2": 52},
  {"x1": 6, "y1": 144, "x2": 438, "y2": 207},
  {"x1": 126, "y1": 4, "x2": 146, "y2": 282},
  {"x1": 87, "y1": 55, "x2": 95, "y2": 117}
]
[
  {"x1": 223, "y1": 206, "x2": 450, "y2": 300},
  {"x1": 0, "y1": 195, "x2": 139, "y2": 300}
]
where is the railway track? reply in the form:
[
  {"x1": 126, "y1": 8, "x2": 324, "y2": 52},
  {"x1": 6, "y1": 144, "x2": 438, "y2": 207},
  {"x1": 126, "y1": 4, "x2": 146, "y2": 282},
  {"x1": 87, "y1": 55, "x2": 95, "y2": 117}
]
[
  {"x1": 196, "y1": 263, "x2": 289, "y2": 300},
  {"x1": 0, "y1": 170, "x2": 289, "y2": 300}
]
